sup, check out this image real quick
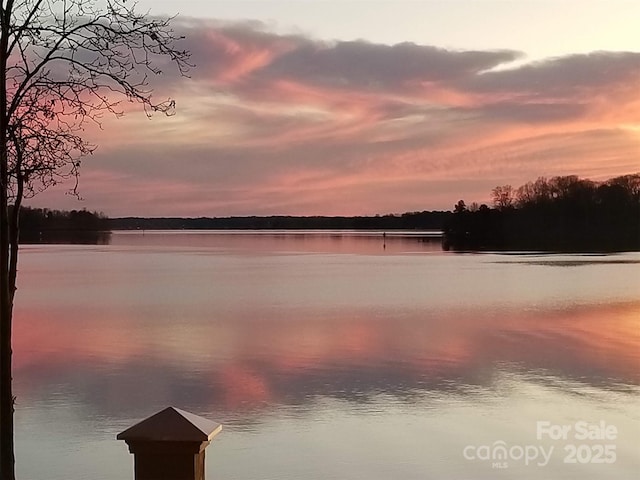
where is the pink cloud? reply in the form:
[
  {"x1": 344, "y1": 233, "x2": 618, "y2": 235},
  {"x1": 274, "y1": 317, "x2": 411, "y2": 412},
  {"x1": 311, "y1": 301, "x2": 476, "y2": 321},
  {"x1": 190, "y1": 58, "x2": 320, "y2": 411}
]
[{"x1": 27, "y1": 20, "x2": 640, "y2": 216}]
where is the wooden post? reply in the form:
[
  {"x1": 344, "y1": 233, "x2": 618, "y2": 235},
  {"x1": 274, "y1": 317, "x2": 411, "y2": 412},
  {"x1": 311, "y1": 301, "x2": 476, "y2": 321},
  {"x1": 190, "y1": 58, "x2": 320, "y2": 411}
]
[{"x1": 117, "y1": 407, "x2": 222, "y2": 480}]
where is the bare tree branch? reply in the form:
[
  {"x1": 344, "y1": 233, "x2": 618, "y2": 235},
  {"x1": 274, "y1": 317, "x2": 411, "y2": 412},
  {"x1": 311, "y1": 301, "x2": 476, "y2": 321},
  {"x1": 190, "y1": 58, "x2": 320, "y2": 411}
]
[{"x1": 0, "y1": 2, "x2": 191, "y2": 478}]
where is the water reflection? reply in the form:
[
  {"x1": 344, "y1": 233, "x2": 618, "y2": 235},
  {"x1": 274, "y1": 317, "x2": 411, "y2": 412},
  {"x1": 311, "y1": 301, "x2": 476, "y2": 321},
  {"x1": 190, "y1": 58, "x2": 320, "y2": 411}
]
[
  {"x1": 109, "y1": 229, "x2": 443, "y2": 254},
  {"x1": 11, "y1": 233, "x2": 640, "y2": 480},
  {"x1": 20, "y1": 230, "x2": 112, "y2": 245},
  {"x1": 14, "y1": 301, "x2": 640, "y2": 421}
]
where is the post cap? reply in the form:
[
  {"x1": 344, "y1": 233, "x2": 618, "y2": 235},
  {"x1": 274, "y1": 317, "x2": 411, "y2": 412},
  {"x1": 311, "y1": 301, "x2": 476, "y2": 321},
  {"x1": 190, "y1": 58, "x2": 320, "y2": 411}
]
[{"x1": 117, "y1": 407, "x2": 222, "y2": 442}]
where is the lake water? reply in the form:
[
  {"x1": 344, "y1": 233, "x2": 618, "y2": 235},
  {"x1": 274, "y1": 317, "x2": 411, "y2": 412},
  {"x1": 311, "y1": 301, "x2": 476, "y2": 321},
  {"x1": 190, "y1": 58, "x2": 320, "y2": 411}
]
[{"x1": 12, "y1": 231, "x2": 640, "y2": 480}]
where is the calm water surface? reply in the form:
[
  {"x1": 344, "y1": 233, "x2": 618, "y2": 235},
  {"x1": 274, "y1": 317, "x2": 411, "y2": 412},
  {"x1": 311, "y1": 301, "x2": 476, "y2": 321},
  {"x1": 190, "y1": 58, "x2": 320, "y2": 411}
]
[{"x1": 12, "y1": 231, "x2": 640, "y2": 479}]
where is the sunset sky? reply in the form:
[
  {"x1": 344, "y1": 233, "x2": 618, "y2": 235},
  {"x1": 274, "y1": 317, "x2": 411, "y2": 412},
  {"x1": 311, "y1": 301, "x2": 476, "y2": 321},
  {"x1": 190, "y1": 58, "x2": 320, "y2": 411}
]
[{"x1": 28, "y1": 0, "x2": 640, "y2": 217}]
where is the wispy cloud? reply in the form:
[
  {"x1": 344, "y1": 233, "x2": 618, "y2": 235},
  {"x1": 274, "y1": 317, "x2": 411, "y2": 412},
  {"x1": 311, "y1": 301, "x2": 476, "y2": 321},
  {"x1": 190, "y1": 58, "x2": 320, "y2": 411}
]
[{"x1": 30, "y1": 20, "x2": 640, "y2": 215}]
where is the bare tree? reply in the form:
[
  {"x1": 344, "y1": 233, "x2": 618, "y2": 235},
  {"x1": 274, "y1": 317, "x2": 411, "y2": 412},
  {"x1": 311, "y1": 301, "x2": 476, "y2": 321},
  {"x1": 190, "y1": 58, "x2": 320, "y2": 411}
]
[
  {"x1": 0, "y1": 1, "x2": 191, "y2": 477},
  {"x1": 491, "y1": 184, "x2": 514, "y2": 211}
]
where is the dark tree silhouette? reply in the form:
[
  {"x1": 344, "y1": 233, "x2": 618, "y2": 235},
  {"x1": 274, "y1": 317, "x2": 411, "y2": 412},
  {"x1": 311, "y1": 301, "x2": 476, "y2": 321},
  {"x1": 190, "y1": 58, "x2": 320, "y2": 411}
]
[
  {"x1": 491, "y1": 184, "x2": 514, "y2": 210},
  {"x1": 0, "y1": 2, "x2": 190, "y2": 478},
  {"x1": 107, "y1": 211, "x2": 452, "y2": 231},
  {"x1": 445, "y1": 174, "x2": 640, "y2": 251},
  {"x1": 17, "y1": 206, "x2": 109, "y2": 243}
]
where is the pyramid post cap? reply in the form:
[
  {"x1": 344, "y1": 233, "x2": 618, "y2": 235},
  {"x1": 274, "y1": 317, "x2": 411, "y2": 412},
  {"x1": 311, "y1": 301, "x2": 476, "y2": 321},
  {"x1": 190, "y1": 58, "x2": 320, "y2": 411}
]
[{"x1": 117, "y1": 407, "x2": 222, "y2": 443}]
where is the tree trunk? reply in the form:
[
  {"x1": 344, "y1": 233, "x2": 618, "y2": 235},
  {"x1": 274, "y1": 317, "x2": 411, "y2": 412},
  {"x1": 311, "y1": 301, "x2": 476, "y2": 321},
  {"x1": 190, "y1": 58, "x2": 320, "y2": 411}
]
[
  {"x1": 0, "y1": 124, "x2": 15, "y2": 480},
  {"x1": 0, "y1": 1, "x2": 17, "y2": 477},
  {"x1": 0, "y1": 196, "x2": 15, "y2": 480},
  {"x1": 0, "y1": 84, "x2": 16, "y2": 480}
]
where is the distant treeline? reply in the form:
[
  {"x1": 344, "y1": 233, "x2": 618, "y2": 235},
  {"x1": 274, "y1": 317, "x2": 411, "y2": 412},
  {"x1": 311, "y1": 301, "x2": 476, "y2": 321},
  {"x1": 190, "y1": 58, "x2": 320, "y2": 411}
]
[
  {"x1": 444, "y1": 173, "x2": 640, "y2": 251},
  {"x1": 108, "y1": 211, "x2": 451, "y2": 231},
  {"x1": 19, "y1": 172, "x2": 640, "y2": 251},
  {"x1": 19, "y1": 207, "x2": 110, "y2": 244}
]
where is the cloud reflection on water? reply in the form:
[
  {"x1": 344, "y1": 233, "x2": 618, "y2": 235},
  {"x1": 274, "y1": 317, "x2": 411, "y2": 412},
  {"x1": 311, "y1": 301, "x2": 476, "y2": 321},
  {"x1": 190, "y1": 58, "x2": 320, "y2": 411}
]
[{"x1": 14, "y1": 301, "x2": 640, "y2": 423}]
